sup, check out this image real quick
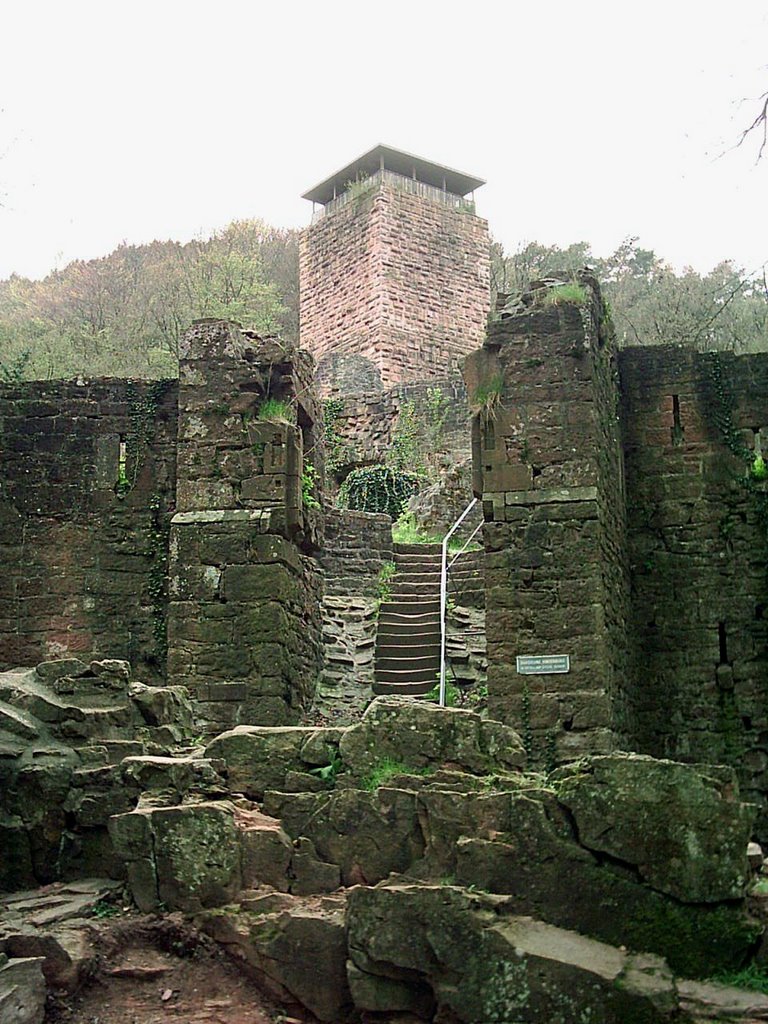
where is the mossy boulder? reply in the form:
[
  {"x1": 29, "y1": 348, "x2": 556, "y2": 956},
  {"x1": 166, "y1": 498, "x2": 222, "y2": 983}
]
[
  {"x1": 205, "y1": 726, "x2": 344, "y2": 799},
  {"x1": 338, "y1": 696, "x2": 526, "y2": 779},
  {"x1": 347, "y1": 882, "x2": 680, "y2": 1023},
  {"x1": 554, "y1": 754, "x2": 754, "y2": 902}
]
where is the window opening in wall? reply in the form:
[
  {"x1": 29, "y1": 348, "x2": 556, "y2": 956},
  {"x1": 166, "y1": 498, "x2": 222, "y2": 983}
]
[
  {"x1": 671, "y1": 395, "x2": 684, "y2": 446},
  {"x1": 718, "y1": 621, "x2": 728, "y2": 665},
  {"x1": 115, "y1": 435, "x2": 130, "y2": 498}
]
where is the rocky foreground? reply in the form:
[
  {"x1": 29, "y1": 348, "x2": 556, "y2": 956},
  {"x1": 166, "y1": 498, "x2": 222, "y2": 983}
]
[{"x1": 2, "y1": 661, "x2": 768, "y2": 1022}]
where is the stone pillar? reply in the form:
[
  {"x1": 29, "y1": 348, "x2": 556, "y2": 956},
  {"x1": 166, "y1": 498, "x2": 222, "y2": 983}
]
[
  {"x1": 463, "y1": 274, "x2": 631, "y2": 764},
  {"x1": 167, "y1": 321, "x2": 323, "y2": 732}
]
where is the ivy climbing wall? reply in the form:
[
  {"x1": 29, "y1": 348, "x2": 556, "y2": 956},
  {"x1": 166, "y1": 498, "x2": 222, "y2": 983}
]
[
  {"x1": 0, "y1": 379, "x2": 178, "y2": 678},
  {"x1": 621, "y1": 346, "x2": 768, "y2": 833}
]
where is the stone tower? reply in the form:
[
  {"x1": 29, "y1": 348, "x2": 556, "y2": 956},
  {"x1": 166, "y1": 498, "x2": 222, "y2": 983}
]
[{"x1": 299, "y1": 145, "x2": 490, "y2": 393}]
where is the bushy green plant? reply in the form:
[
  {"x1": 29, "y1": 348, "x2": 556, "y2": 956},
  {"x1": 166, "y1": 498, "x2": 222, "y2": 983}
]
[
  {"x1": 344, "y1": 175, "x2": 376, "y2": 201},
  {"x1": 258, "y1": 397, "x2": 293, "y2": 423},
  {"x1": 389, "y1": 399, "x2": 422, "y2": 472},
  {"x1": 751, "y1": 454, "x2": 767, "y2": 481},
  {"x1": 424, "y1": 681, "x2": 461, "y2": 707},
  {"x1": 323, "y1": 397, "x2": 355, "y2": 475},
  {"x1": 338, "y1": 465, "x2": 421, "y2": 519}
]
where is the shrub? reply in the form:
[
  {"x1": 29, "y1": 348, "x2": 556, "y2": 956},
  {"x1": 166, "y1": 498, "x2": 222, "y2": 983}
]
[{"x1": 338, "y1": 465, "x2": 421, "y2": 519}]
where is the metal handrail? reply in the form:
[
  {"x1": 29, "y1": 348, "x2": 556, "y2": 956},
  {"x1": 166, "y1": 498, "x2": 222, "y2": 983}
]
[{"x1": 439, "y1": 497, "x2": 478, "y2": 707}]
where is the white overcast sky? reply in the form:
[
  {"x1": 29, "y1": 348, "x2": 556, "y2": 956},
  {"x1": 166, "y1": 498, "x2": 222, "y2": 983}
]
[{"x1": 0, "y1": 0, "x2": 766, "y2": 281}]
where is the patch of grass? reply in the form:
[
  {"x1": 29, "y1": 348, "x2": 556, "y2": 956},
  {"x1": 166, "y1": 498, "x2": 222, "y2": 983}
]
[
  {"x1": 392, "y1": 511, "x2": 479, "y2": 553},
  {"x1": 542, "y1": 283, "x2": 589, "y2": 306},
  {"x1": 711, "y1": 963, "x2": 768, "y2": 994},
  {"x1": 392, "y1": 510, "x2": 433, "y2": 545},
  {"x1": 362, "y1": 757, "x2": 434, "y2": 791},
  {"x1": 258, "y1": 397, "x2": 294, "y2": 423}
]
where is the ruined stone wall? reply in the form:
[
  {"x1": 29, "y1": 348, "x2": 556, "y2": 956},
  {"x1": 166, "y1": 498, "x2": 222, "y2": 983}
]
[
  {"x1": 300, "y1": 182, "x2": 489, "y2": 392},
  {"x1": 465, "y1": 279, "x2": 628, "y2": 763},
  {"x1": 318, "y1": 510, "x2": 393, "y2": 598},
  {"x1": 167, "y1": 322, "x2": 324, "y2": 730},
  {"x1": 313, "y1": 510, "x2": 393, "y2": 722},
  {"x1": 168, "y1": 515, "x2": 322, "y2": 731},
  {"x1": 621, "y1": 346, "x2": 768, "y2": 827},
  {"x1": 324, "y1": 379, "x2": 472, "y2": 499},
  {"x1": 0, "y1": 379, "x2": 177, "y2": 678}
]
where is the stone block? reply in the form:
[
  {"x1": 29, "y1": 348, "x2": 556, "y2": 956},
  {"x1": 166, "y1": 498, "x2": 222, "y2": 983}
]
[
  {"x1": 554, "y1": 754, "x2": 754, "y2": 902},
  {"x1": 0, "y1": 957, "x2": 46, "y2": 1024}
]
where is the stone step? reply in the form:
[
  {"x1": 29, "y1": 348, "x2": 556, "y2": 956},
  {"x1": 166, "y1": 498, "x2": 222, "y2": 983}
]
[
  {"x1": 375, "y1": 655, "x2": 439, "y2": 673},
  {"x1": 377, "y1": 635, "x2": 441, "y2": 652},
  {"x1": 391, "y1": 571, "x2": 442, "y2": 584},
  {"x1": 372, "y1": 679, "x2": 436, "y2": 696},
  {"x1": 374, "y1": 665, "x2": 439, "y2": 685},
  {"x1": 376, "y1": 643, "x2": 441, "y2": 659},
  {"x1": 393, "y1": 543, "x2": 442, "y2": 556},
  {"x1": 389, "y1": 583, "x2": 441, "y2": 599},
  {"x1": 0, "y1": 700, "x2": 39, "y2": 740},
  {"x1": 393, "y1": 555, "x2": 442, "y2": 567},
  {"x1": 379, "y1": 600, "x2": 440, "y2": 617}
]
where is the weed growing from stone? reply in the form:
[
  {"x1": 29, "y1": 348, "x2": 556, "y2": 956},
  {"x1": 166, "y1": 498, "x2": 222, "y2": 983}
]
[
  {"x1": 302, "y1": 459, "x2": 320, "y2": 510},
  {"x1": 258, "y1": 397, "x2": 293, "y2": 423},
  {"x1": 309, "y1": 755, "x2": 344, "y2": 785},
  {"x1": 711, "y1": 963, "x2": 768, "y2": 994},
  {"x1": 470, "y1": 374, "x2": 504, "y2": 420},
  {"x1": 376, "y1": 562, "x2": 396, "y2": 606}
]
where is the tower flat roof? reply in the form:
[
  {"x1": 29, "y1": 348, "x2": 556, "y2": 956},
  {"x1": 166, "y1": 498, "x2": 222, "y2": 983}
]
[{"x1": 301, "y1": 144, "x2": 486, "y2": 205}]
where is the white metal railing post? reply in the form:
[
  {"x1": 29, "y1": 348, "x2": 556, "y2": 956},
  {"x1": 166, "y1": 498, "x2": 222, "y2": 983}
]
[{"x1": 439, "y1": 497, "x2": 478, "y2": 707}]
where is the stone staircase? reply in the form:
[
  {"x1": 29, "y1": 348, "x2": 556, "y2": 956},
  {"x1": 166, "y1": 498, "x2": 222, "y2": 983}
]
[{"x1": 373, "y1": 543, "x2": 442, "y2": 696}]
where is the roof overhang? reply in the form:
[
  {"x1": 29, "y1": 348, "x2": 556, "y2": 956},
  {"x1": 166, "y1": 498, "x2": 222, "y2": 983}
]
[{"x1": 302, "y1": 144, "x2": 485, "y2": 205}]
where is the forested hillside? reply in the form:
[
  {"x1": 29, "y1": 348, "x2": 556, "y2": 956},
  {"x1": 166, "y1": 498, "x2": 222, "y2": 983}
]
[
  {"x1": 0, "y1": 220, "x2": 298, "y2": 381},
  {"x1": 0, "y1": 227, "x2": 765, "y2": 382}
]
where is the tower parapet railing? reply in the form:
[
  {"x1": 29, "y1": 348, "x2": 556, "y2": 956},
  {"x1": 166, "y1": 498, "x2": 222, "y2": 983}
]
[{"x1": 311, "y1": 168, "x2": 474, "y2": 224}]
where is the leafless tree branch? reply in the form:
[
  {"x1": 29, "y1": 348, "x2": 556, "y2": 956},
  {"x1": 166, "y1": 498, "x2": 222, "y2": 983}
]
[{"x1": 736, "y1": 89, "x2": 768, "y2": 162}]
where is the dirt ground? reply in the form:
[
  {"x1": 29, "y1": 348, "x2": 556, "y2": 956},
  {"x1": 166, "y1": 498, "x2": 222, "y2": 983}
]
[{"x1": 45, "y1": 917, "x2": 309, "y2": 1024}]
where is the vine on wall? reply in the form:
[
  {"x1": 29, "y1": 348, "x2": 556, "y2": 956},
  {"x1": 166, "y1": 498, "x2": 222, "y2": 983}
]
[
  {"x1": 338, "y1": 465, "x2": 421, "y2": 519},
  {"x1": 147, "y1": 493, "x2": 169, "y2": 665},
  {"x1": 704, "y1": 353, "x2": 768, "y2": 539}
]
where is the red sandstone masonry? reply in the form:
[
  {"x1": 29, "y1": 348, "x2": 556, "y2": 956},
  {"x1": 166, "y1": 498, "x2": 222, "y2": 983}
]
[{"x1": 300, "y1": 182, "x2": 490, "y2": 391}]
